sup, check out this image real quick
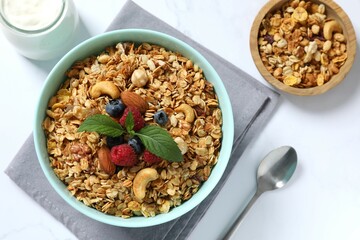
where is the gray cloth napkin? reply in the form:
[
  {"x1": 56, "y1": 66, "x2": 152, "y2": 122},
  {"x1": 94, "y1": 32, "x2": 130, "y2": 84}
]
[{"x1": 5, "y1": 1, "x2": 279, "y2": 239}]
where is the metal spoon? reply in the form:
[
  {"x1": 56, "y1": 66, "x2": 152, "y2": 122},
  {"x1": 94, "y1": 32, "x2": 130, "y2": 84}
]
[{"x1": 223, "y1": 146, "x2": 298, "y2": 240}]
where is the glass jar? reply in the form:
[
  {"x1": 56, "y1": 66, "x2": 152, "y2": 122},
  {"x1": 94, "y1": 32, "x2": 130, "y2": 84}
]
[{"x1": 0, "y1": 0, "x2": 78, "y2": 60}]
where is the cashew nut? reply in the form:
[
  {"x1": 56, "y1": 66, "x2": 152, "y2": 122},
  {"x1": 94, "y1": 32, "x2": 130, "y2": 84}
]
[
  {"x1": 90, "y1": 81, "x2": 121, "y2": 99},
  {"x1": 131, "y1": 67, "x2": 148, "y2": 87},
  {"x1": 175, "y1": 104, "x2": 195, "y2": 123},
  {"x1": 133, "y1": 168, "x2": 159, "y2": 200},
  {"x1": 323, "y1": 20, "x2": 342, "y2": 40}
]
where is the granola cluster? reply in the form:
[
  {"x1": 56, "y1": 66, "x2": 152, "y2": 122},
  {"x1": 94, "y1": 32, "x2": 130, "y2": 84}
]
[
  {"x1": 258, "y1": 0, "x2": 348, "y2": 88},
  {"x1": 43, "y1": 42, "x2": 222, "y2": 218}
]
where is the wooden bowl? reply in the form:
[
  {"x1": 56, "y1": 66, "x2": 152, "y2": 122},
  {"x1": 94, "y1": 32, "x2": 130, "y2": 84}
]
[{"x1": 250, "y1": 0, "x2": 356, "y2": 96}]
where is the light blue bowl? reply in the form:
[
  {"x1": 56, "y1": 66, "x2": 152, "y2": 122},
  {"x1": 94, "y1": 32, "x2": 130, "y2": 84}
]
[{"x1": 34, "y1": 29, "x2": 234, "y2": 227}]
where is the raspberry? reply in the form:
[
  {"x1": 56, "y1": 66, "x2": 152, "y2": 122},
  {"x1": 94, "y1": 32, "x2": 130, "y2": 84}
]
[
  {"x1": 119, "y1": 107, "x2": 145, "y2": 131},
  {"x1": 143, "y1": 150, "x2": 162, "y2": 164},
  {"x1": 110, "y1": 144, "x2": 138, "y2": 166}
]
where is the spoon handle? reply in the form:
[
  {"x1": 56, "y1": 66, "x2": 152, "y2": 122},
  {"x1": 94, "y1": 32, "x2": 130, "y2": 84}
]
[{"x1": 223, "y1": 190, "x2": 262, "y2": 240}]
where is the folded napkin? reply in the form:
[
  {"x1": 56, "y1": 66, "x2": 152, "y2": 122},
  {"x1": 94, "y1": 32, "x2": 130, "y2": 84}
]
[{"x1": 5, "y1": 1, "x2": 279, "y2": 239}]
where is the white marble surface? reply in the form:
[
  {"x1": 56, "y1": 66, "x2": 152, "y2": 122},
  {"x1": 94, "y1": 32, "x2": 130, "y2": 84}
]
[{"x1": 1, "y1": 0, "x2": 360, "y2": 239}]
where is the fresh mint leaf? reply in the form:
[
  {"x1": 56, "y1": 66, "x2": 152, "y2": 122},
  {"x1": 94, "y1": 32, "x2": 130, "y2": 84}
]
[
  {"x1": 78, "y1": 114, "x2": 183, "y2": 162},
  {"x1": 135, "y1": 125, "x2": 183, "y2": 162},
  {"x1": 125, "y1": 111, "x2": 134, "y2": 133},
  {"x1": 78, "y1": 114, "x2": 124, "y2": 137}
]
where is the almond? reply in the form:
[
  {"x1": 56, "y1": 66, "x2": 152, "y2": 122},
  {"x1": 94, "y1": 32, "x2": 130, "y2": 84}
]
[
  {"x1": 120, "y1": 91, "x2": 148, "y2": 114},
  {"x1": 98, "y1": 146, "x2": 116, "y2": 175}
]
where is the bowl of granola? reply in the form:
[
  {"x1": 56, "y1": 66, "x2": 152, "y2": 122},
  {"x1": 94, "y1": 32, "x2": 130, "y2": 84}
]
[
  {"x1": 33, "y1": 29, "x2": 234, "y2": 227},
  {"x1": 250, "y1": 0, "x2": 356, "y2": 95}
]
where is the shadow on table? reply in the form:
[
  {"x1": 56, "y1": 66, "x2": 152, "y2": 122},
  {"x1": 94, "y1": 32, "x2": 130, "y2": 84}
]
[
  {"x1": 283, "y1": 42, "x2": 360, "y2": 113},
  {"x1": 27, "y1": 17, "x2": 91, "y2": 75}
]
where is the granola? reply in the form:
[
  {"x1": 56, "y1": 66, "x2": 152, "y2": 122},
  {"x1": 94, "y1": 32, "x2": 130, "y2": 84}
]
[
  {"x1": 43, "y1": 42, "x2": 222, "y2": 218},
  {"x1": 258, "y1": 0, "x2": 348, "y2": 88}
]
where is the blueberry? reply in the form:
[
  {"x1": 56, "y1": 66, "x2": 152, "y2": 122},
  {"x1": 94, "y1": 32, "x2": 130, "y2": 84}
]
[
  {"x1": 106, "y1": 136, "x2": 124, "y2": 149},
  {"x1": 154, "y1": 110, "x2": 168, "y2": 126},
  {"x1": 128, "y1": 136, "x2": 144, "y2": 154},
  {"x1": 106, "y1": 99, "x2": 125, "y2": 118}
]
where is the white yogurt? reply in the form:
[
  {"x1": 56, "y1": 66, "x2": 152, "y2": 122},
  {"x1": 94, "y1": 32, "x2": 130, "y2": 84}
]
[
  {"x1": 0, "y1": 0, "x2": 78, "y2": 60},
  {"x1": 2, "y1": 0, "x2": 63, "y2": 31}
]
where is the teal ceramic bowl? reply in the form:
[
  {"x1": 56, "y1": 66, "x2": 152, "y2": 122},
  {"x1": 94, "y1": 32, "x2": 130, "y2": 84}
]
[{"x1": 34, "y1": 29, "x2": 234, "y2": 227}]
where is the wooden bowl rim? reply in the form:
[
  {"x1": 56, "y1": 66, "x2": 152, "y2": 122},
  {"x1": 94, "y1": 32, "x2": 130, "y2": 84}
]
[{"x1": 250, "y1": 0, "x2": 357, "y2": 96}]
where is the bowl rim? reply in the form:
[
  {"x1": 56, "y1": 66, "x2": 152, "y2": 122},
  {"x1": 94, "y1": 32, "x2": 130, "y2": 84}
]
[
  {"x1": 250, "y1": 0, "x2": 357, "y2": 96},
  {"x1": 33, "y1": 28, "x2": 234, "y2": 227}
]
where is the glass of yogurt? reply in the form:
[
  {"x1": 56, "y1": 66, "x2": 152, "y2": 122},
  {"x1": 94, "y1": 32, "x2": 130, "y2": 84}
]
[{"x1": 0, "y1": 0, "x2": 78, "y2": 60}]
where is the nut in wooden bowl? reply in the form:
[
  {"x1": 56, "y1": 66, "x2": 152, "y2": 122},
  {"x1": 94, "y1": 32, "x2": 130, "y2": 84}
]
[{"x1": 250, "y1": 0, "x2": 356, "y2": 96}]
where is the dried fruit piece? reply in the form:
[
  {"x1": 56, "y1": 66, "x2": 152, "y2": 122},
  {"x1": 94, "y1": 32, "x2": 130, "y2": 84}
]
[
  {"x1": 284, "y1": 75, "x2": 301, "y2": 86},
  {"x1": 120, "y1": 91, "x2": 148, "y2": 114},
  {"x1": 291, "y1": 7, "x2": 308, "y2": 24}
]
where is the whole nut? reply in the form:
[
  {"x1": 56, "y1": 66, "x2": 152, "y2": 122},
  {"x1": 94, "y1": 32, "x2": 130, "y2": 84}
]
[
  {"x1": 323, "y1": 20, "x2": 342, "y2": 40},
  {"x1": 120, "y1": 91, "x2": 148, "y2": 114},
  {"x1": 133, "y1": 168, "x2": 159, "y2": 200},
  {"x1": 98, "y1": 146, "x2": 116, "y2": 175},
  {"x1": 175, "y1": 104, "x2": 195, "y2": 123},
  {"x1": 90, "y1": 81, "x2": 121, "y2": 99},
  {"x1": 131, "y1": 68, "x2": 148, "y2": 87}
]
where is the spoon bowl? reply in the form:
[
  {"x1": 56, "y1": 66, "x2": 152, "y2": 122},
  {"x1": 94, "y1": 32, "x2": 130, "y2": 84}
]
[{"x1": 257, "y1": 146, "x2": 297, "y2": 192}]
